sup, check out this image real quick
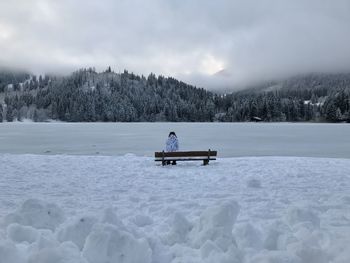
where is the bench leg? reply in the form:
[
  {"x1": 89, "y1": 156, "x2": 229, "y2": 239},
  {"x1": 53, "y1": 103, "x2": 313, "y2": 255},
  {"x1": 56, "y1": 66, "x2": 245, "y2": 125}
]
[
  {"x1": 162, "y1": 161, "x2": 166, "y2": 166},
  {"x1": 203, "y1": 160, "x2": 209, "y2": 166}
]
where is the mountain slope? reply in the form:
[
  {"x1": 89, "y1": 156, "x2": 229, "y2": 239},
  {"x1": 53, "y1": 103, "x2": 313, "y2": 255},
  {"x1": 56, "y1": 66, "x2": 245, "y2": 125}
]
[
  {"x1": 217, "y1": 73, "x2": 350, "y2": 122},
  {"x1": 0, "y1": 68, "x2": 216, "y2": 122},
  {"x1": 1, "y1": 69, "x2": 350, "y2": 122}
]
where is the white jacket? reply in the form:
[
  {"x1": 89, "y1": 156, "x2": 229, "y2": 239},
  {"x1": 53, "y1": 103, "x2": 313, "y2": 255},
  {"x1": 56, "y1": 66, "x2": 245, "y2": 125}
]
[{"x1": 165, "y1": 135, "x2": 179, "y2": 152}]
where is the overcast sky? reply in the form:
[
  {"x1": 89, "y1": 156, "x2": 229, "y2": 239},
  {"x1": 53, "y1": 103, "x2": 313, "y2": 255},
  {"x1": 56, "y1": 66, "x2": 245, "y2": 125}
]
[{"x1": 1, "y1": 0, "x2": 350, "y2": 89}]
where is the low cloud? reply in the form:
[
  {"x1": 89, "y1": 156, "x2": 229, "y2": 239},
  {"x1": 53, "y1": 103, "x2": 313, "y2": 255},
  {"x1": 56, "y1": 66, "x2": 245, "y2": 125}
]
[{"x1": 1, "y1": 0, "x2": 350, "y2": 89}]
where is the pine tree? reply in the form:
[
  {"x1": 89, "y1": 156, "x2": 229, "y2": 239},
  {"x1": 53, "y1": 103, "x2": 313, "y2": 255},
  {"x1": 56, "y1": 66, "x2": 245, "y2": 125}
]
[
  {"x1": 310, "y1": 93, "x2": 318, "y2": 104},
  {"x1": 6, "y1": 105, "x2": 14, "y2": 122},
  {"x1": 336, "y1": 108, "x2": 342, "y2": 121},
  {"x1": 0, "y1": 104, "x2": 3, "y2": 122},
  {"x1": 325, "y1": 100, "x2": 338, "y2": 122}
]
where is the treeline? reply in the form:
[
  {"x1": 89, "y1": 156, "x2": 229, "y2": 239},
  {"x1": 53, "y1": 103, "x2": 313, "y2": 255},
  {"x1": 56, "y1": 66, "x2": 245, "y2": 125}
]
[
  {"x1": 0, "y1": 70, "x2": 30, "y2": 92},
  {"x1": 1, "y1": 69, "x2": 350, "y2": 122},
  {"x1": 1, "y1": 68, "x2": 215, "y2": 122},
  {"x1": 216, "y1": 74, "x2": 350, "y2": 122}
]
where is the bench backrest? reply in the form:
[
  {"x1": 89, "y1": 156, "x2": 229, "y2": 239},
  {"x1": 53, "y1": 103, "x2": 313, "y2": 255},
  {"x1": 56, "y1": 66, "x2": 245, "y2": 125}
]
[{"x1": 155, "y1": 150, "x2": 217, "y2": 158}]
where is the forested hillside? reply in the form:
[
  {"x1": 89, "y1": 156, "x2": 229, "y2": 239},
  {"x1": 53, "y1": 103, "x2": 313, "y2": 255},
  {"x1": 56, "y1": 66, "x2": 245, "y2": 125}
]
[
  {"x1": 0, "y1": 68, "x2": 216, "y2": 122},
  {"x1": 0, "y1": 70, "x2": 30, "y2": 92},
  {"x1": 1, "y1": 68, "x2": 350, "y2": 122},
  {"x1": 217, "y1": 73, "x2": 350, "y2": 122}
]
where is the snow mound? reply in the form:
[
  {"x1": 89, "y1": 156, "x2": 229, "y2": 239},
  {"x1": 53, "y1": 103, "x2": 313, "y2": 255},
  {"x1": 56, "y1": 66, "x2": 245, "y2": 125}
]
[
  {"x1": 28, "y1": 241, "x2": 87, "y2": 263},
  {"x1": 3, "y1": 199, "x2": 65, "y2": 231},
  {"x1": 1, "y1": 191, "x2": 350, "y2": 263},
  {"x1": 286, "y1": 207, "x2": 320, "y2": 228},
  {"x1": 189, "y1": 200, "x2": 240, "y2": 251},
  {"x1": 249, "y1": 250, "x2": 301, "y2": 263},
  {"x1": 57, "y1": 216, "x2": 98, "y2": 250},
  {"x1": 200, "y1": 240, "x2": 242, "y2": 263},
  {"x1": 7, "y1": 223, "x2": 38, "y2": 244},
  {"x1": 234, "y1": 223, "x2": 263, "y2": 250},
  {"x1": 82, "y1": 223, "x2": 152, "y2": 263},
  {"x1": 0, "y1": 240, "x2": 25, "y2": 263},
  {"x1": 132, "y1": 214, "x2": 153, "y2": 227},
  {"x1": 165, "y1": 212, "x2": 192, "y2": 245},
  {"x1": 100, "y1": 208, "x2": 125, "y2": 227},
  {"x1": 0, "y1": 200, "x2": 152, "y2": 263},
  {"x1": 263, "y1": 220, "x2": 293, "y2": 250}
]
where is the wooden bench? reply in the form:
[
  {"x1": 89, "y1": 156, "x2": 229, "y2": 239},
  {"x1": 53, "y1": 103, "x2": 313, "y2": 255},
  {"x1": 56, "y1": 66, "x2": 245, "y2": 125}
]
[{"x1": 155, "y1": 149, "x2": 217, "y2": 166}]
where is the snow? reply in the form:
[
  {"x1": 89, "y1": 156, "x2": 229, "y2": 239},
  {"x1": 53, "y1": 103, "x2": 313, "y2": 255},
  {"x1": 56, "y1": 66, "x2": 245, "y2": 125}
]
[
  {"x1": 82, "y1": 223, "x2": 152, "y2": 263},
  {"x1": 133, "y1": 214, "x2": 153, "y2": 227},
  {"x1": 57, "y1": 216, "x2": 97, "y2": 250},
  {"x1": 3, "y1": 199, "x2": 65, "y2": 231},
  {"x1": 11, "y1": 119, "x2": 34, "y2": 123},
  {"x1": 1, "y1": 154, "x2": 350, "y2": 262},
  {"x1": 246, "y1": 178, "x2": 262, "y2": 188},
  {"x1": 7, "y1": 224, "x2": 38, "y2": 244},
  {"x1": 304, "y1": 100, "x2": 323, "y2": 106},
  {"x1": 188, "y1": 200, "x2": 239, "y2": 251}
]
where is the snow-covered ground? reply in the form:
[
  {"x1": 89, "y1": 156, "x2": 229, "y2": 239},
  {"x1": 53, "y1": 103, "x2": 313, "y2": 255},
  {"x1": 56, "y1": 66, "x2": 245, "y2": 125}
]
[{"x1": 1, "y1": 154, "x2": 350, "y2": 262}]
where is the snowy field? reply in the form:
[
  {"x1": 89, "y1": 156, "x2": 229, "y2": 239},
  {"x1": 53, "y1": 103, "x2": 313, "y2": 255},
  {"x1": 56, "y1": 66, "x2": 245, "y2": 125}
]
[
  {"x1": 1, "y1": 123, "x2": 350, "y2": 262},
  {"x1": 1, "y1": 122, "x2": 350, "y2": 158},
  {"x1": 1, "y1": 154, "x2": 350, "y2": 262}
]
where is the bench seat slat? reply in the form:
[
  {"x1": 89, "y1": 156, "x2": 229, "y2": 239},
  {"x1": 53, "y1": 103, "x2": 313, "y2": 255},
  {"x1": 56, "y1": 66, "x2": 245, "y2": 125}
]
[
  {"x1": 154, "y1": 151, "x2": 217, "y2": 158},
  {"x1": 155, "y1": 158, "x2": 216, "y2": 162}
]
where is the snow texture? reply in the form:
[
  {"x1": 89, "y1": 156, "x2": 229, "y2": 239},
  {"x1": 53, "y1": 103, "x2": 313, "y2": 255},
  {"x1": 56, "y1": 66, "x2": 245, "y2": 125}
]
[{"x1": 1, "y1": 154, "x2": 350, "y2": 262}]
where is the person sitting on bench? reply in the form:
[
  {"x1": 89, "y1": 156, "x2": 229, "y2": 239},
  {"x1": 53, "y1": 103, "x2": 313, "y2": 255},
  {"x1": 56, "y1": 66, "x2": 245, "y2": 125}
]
[{"x1": 165, "y1": 131, "x2": 179, "y2": 165}]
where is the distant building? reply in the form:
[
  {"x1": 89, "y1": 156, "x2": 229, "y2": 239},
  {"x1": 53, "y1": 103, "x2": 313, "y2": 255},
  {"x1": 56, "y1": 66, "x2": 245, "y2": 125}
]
[{"x1": 251, "y1": 116, "x2": 262, "y2": 122}]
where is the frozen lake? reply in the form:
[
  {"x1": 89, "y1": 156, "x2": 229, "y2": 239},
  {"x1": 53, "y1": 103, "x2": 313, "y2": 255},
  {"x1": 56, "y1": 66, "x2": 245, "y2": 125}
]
[{"x1": 0, "y1": 122, "x2": 350, "y2": 158}]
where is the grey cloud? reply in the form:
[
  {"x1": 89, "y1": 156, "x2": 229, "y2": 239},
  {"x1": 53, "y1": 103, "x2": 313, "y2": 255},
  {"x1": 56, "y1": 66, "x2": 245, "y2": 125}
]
[{"x1": 0, "y1": 0, "x2": 350, "y2": 89}]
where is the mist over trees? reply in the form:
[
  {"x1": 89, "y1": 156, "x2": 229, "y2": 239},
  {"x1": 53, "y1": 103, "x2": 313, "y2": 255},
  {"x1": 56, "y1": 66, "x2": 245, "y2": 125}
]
[
  {"x1": 217, "y1": 74, "x2": 350, "y2": 122},
  {"x1": 0, "y1": 68, "x2": 216, "y2": 122},
  {"x1": 0, "y1": 68, "x2": 350, "y2": 123},
  {"x1": 0, "y1": 70, "x2": 30, "y2": 93}
]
